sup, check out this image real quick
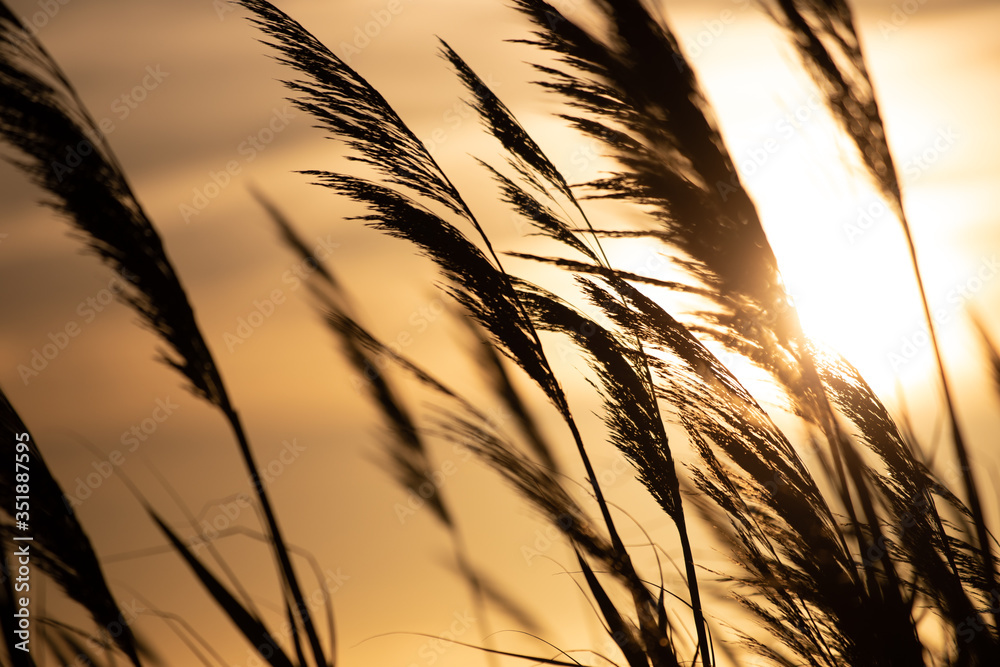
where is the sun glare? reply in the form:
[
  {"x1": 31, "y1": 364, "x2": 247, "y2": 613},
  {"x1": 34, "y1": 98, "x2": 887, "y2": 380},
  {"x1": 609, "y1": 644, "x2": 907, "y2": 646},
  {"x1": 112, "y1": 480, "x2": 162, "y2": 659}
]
[
  {"x1": 669, "y1": 7, "x2": 993, "y2": 402},
  {"x1": 756, "y1": 188, "x2": 917, "y2": 393},
  {"x1": 752, "y1": 158, "x2": 988, "y2": 399}
]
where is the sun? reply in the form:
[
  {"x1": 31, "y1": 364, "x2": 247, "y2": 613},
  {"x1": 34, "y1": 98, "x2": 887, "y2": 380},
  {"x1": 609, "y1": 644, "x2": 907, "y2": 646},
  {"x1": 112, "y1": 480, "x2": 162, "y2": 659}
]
[
  {"x1": 755, "y1": 174, "x2": 989, "y2": 409},
  {"x1": 761, "y1": 147, "x2": 918, "y2": 394},
  {"x1": 665, "y1": 5, "x2": 995, "y2": 407}
]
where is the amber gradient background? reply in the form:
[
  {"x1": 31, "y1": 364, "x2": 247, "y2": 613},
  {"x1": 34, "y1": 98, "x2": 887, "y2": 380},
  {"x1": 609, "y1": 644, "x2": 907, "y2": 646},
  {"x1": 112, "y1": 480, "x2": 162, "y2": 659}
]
[{"x1": 1, "y1": 1, "x2": 999, "y2": 665}]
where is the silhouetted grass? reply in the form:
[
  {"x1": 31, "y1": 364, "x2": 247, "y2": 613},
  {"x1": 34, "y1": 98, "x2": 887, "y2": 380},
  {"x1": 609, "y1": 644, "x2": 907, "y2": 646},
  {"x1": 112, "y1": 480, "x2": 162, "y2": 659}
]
[
  {"x1": 1, "y1": 0, "x2": 998, "y2": 666},
  {"x1": 0, "y1": 4, "x2": 331, "y2": 665}
]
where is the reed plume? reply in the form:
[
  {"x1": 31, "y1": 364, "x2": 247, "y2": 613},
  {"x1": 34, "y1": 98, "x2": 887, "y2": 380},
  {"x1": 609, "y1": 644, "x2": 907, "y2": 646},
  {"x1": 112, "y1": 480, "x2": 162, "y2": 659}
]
[
  {"x1": 0, "y1": 389, "x2": 143, "y2": 665},
  {"x1": 0, "y1": 5, "x2": 329, "y2": 665}
]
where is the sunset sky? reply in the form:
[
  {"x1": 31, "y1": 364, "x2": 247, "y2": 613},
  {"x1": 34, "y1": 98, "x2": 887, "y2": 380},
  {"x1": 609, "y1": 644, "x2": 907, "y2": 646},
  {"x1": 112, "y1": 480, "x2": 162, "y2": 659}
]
[{"x1": 2, "y1": 1, "x2": 999, "y2": 665}]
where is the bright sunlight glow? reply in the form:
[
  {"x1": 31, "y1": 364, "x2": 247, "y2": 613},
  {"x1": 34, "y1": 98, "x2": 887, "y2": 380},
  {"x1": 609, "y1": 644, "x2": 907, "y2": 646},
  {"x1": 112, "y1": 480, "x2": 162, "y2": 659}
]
[{"x1": 670, "y1": 7, "x2": 994, "y2": 401}]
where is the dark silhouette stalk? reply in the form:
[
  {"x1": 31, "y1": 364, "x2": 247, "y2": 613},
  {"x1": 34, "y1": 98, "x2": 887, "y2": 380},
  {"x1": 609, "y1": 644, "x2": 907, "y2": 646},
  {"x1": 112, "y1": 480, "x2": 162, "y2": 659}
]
[
  {"x1": 769, "y1": 0, "x2": 999, "y2": 633},
  {"x1": 223, "y1": 408, "x2": 330, "y2": 666}
]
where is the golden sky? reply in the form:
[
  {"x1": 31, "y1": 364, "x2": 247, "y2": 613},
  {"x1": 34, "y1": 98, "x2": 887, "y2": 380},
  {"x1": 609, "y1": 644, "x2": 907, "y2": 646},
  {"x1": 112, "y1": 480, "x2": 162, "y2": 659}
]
[{"x1": 2, "y1": 1, "x2": 999, "y2": 665}]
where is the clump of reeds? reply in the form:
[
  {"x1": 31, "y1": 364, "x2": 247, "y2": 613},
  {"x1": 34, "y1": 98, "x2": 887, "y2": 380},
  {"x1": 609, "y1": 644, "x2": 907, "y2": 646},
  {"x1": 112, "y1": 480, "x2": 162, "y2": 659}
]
[
  {"x1": 0, "y1": 4, "x2": 332, "y2": 665},
  {"x1": 231, "y1": 0, "x2": 1000, "y2": 664},
  {"x1": 1, "y1": 0, "x2": 998, "y2": 665}
]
